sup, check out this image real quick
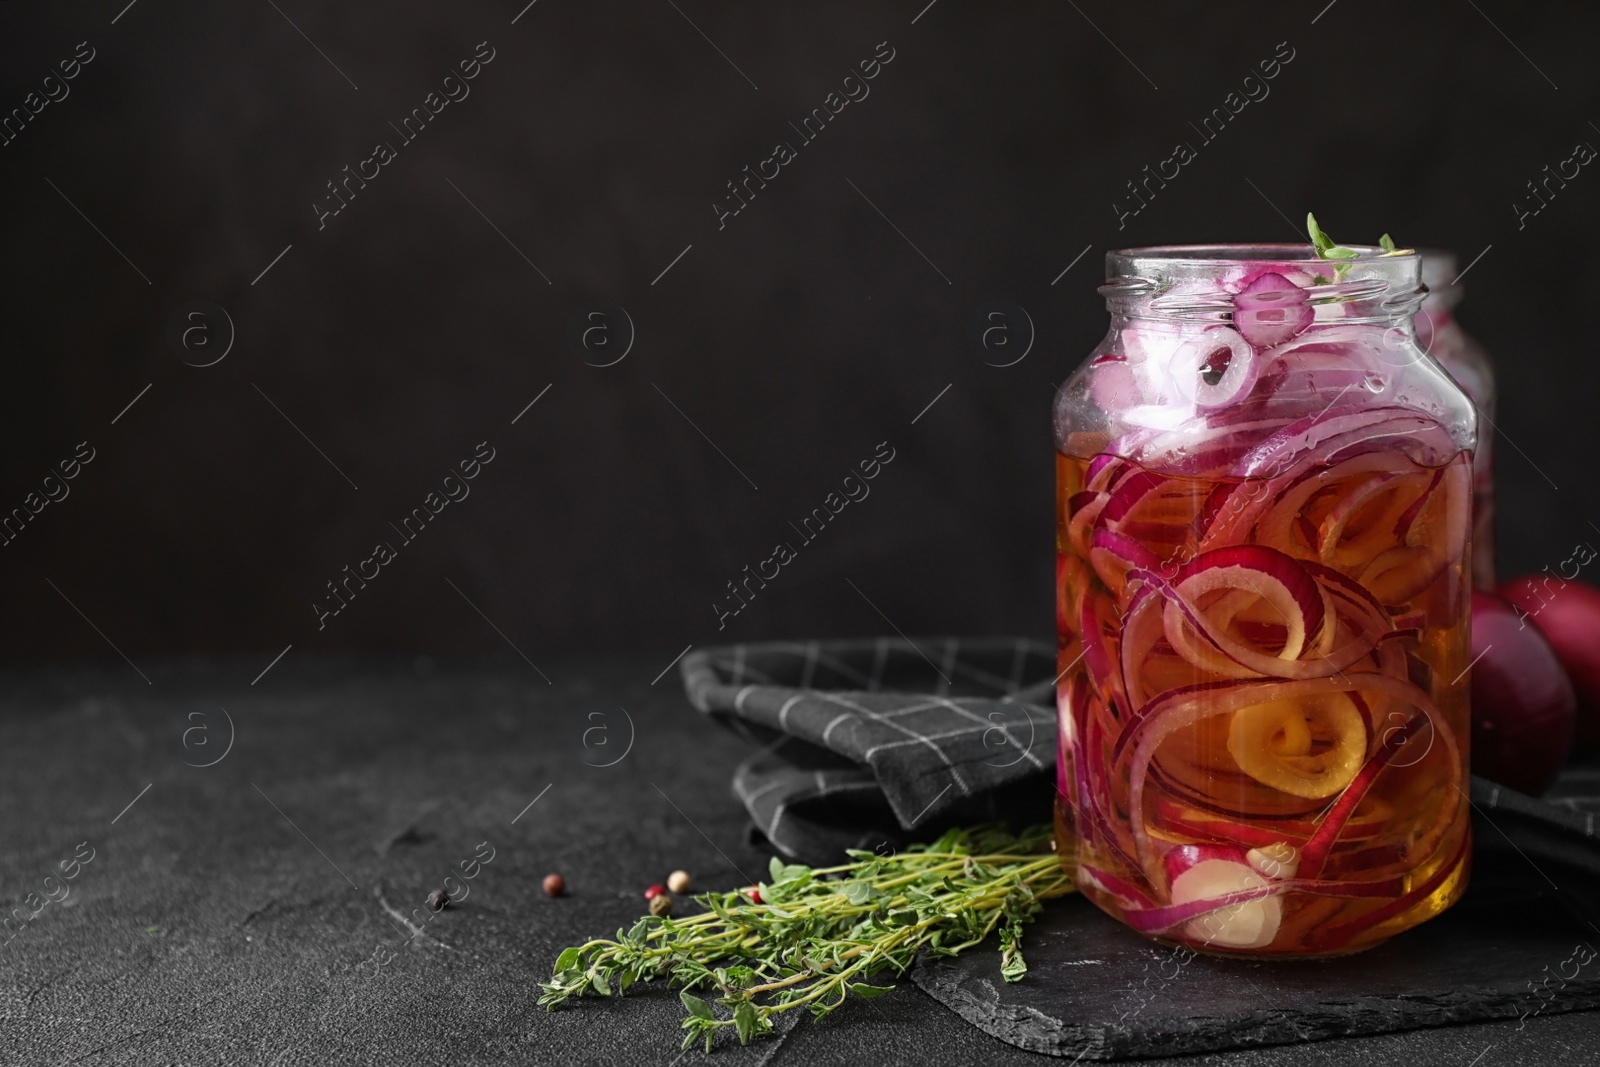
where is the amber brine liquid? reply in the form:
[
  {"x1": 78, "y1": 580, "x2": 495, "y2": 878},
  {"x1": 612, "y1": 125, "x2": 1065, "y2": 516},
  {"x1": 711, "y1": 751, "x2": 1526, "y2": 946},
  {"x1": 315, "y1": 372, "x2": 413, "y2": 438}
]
[{"x1": 1054, "y1": 446, "x2": 1472, "y2": 956}]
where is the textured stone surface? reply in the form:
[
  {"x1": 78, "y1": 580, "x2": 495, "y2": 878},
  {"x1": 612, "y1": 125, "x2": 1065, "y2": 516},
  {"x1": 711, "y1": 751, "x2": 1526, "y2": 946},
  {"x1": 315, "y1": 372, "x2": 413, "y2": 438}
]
[
  {"x1": 2, "y1": 652, "x2": 1596, "y2": 1065},
  {"x1": 913, "y1": 816, "x2": 1600, "y2": 1060}
]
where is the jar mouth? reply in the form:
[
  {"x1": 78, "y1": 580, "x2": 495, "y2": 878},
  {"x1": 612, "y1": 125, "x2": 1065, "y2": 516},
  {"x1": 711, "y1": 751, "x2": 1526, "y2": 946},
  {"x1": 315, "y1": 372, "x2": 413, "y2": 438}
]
[
  {"x1": 1108, "y1": 243, "x2": 1418, "y2": 270},
  {"x1": 1103, "y1": 244, "x2": 1425, "y2": 324}
]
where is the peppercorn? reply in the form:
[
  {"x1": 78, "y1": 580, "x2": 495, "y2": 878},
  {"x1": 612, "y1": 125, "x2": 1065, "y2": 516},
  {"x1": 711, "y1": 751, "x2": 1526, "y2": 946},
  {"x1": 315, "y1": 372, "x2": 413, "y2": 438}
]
[
  {"x1": 644, "y1": 883, "x2": 666, "y2": 901},
  {"x1": 746, "y1": 886, "x2": 763, "y2": 904},
  {"x1": 427, "y1": 888, "x2": 449, "y2": 911},
  {"x1": 667, "y1": 869, "x2": 691, "y2": 894},
  {"x1": 648, "y1": 892, "x2": 673, "y2": 917},
  {"x1": 543, "y1": 873, "x2": 565, "y2": 897}
]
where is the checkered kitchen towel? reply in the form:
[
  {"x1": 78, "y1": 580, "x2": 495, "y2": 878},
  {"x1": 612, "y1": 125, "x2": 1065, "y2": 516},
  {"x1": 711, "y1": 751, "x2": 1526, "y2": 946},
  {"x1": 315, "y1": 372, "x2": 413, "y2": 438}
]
[
  {"x1": 681, "y1": 636, "x2": 1600, "y2": 875},
  {"x1": 679, "y1": 637, "x2": 1059, "y2": 863}
]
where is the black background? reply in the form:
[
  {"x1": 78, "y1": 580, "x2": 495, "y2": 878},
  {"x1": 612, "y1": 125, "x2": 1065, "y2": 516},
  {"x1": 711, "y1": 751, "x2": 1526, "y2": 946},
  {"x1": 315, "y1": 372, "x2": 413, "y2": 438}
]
[{"x1": 1, "y1": 0, "x2": 1596, "y2": 670}]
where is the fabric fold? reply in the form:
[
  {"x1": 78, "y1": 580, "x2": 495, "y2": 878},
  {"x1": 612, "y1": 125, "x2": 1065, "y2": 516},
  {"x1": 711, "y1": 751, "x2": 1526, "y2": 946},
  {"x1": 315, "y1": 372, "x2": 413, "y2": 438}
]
[{"x1": 682, "y1": 637, "x2": 1058, "y2": 862}]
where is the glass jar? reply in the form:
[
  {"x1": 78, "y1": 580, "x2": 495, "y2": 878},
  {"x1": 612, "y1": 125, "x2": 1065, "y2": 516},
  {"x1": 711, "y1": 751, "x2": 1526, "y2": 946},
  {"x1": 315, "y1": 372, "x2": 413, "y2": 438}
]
[
  {"x1": 1053, "y1": 245, "x2": 1475, "y2": 957},
  {"x1": 1418, "y1": 250, "x2": 1498, "y2": 590}
]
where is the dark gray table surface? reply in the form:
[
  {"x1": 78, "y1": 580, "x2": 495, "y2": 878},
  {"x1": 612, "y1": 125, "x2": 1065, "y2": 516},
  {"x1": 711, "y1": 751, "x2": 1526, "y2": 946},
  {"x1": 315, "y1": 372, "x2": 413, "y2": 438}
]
[{"x1": 2, "y1": 651, "x2": 1595, "y2": 1066}]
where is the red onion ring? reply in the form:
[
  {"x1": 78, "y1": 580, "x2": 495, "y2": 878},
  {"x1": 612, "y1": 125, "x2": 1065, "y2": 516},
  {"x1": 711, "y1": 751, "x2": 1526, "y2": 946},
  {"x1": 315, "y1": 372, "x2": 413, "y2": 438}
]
[
  {"x1": 1120, "y1": 673, "x2": 1456, "y2": 886},
  {"x1": 1243, "y1": 406, "x2": 1453, "y2": 473},
  {"x1": 1313, "y1": 830, "x2": 1469, "y2": 951},
  {"x1": 1238, "y1": 451, "x2": 1419, "y2": 557},
  {"x1": 1232, "y1": 272, "x2": 1313, "y2": 349},
  {"x1": 1172, "y1": 327, "x2": 1260, "y2": 412},
  {"x1": 1117, "y1": 874, "x2": 1410, "y2": 936},
  {"x1": 1297, "y1": 712, "x2": 1426, "y2": 880},
  {"x1": 1077, "y1": 862, "x2": 1158, "y2": 909}
]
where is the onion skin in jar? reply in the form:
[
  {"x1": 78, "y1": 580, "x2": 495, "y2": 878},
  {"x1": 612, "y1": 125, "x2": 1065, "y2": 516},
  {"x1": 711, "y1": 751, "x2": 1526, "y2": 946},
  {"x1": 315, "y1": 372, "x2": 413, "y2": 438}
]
[
  {"x1": 1499, "y1": 575, "x2": 1600, "y2": 750},
  {"x1": 1468, "y1": 590, "x2": 1576, "y2": 795}
]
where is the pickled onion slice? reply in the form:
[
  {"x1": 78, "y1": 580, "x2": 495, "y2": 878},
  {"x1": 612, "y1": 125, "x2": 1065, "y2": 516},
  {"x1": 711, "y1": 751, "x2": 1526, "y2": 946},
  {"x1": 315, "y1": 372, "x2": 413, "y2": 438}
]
[
  {"x1": 1101, "y1": 469, "x2": 1166, "y2": 525},
  {"x1": 1248, "y1": 841, "x2": 1301, "y2": 879},
  {"x1": 1078, "y1": 590, "x2": 1127, "y2": 719},
  {"x1": 1232, "y1": 408, "x2": 1458, "y2": 480},
  {"x1": 1297, "y1": 712, "x2": 1425, "y2": 880},
  {"x1": 1168, "y1": 545, "x2": 1327, "y2": 659},
  {"x1": 1254, "y1": 325, "x2": 1397, "y2": 387},
  {"x1": 1120, "y1": 673, "x2": 1450, "y2": 883},
  {"x1": 1061, "y1": 678, "x2": 1143, "y2": 867},
  {"x1": 1122, "y1": 324, "x2": 1193, "y2": 405},
  {"x1": 1313, "y1": 831, "x2": 1469, "y2": 951},
  {"x1": 1119, "y1": 417, "x2": 1296, "y2": 478},
  {"x1": 1139, "y1": 546, "x2": 1407, "y2": 683},
  {"x1": 1233, "y1": 408, "x2": 1405, "y2": 479},
  {"x1": 1115, "y1": 871, "x2": 1409, "y2": 942},
  {"x1": 1358, "y1": 548, "x2": 1438, "y2": 607},
  {"x1": 1148, "y1": 756, "x2": 1329, "y2": 824},
  {"x1": 1235, "y1": 451, "x2": 1420, "y2": 559},
  {"x1": 1236, "y1": 264, "x2": 1320, "y2": 290},
  {"x1": 1118, "y1": 586, "x2": 1186, "y2": 713},
  {"x1": 1098, "y1": 469, "x2": 1213, "y2": 557},
  {"x1": 1171, "y1": 327, "x2": 1259, "y2": 411},
  {"x1": 1359, "y1": 456, "x2": 1471, "y2": 605},
  {"x1": 1077, "y1": 862, "x2": 1157, "y2": 909},
  {"x1": 1345, "y1": 462, "x2": 1469, "y2": 606},
  {"x1": 1170, "y1": 855, "x2": 1281, "y2": 948},
  {"x1": 1200, "y1": 453, "x2": 1469, "y2": 610},
  {"x1": 1162, "y1": 842, "x2": 1258, "y2": 880},
  {"x1": 1225, "y1": 693, "x2": 1368, "y2": 798},
  {"x1": 1233, "y1": 272, "x2": 1313, "y2": 350},
  {"x1": 1088, "y1": 353, "x2": 1143, "y2": 413},
  {"x1": 1088, "y1": 529, "x2": 1162, "y2": 599},
  {"x1": 1056, "y1": 554, "x2": 1085, "y2": 637},
  {"x1": 1066, "y1": 490, "x2": 1107, "y2": 560},
  {"x1": 1085, "y1": 453, "x2": 1128, "y2": 492},
  {"x1": 1251, "y1": 348, "x2": 1370, "y2": 407},
  {"x1": 1317, "y1": 470, "x2": 1436, "y2": 570},
  {"x1": 1056, "y1": 684, "x2": 1074, "y2": 803},
  {"x1": 1299, "y1": 560, "x2": 1395, "y2": 635},
  {"x1": 1153, "y1": 796, "x2": 1299, "y2": 847}
]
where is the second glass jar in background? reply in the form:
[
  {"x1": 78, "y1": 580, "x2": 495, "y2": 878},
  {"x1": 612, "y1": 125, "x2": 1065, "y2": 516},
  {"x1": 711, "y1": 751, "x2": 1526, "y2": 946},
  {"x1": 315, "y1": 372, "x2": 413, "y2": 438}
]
[{"x1": 1418, "y1": 250, "x2": 1498, "y2": 590}]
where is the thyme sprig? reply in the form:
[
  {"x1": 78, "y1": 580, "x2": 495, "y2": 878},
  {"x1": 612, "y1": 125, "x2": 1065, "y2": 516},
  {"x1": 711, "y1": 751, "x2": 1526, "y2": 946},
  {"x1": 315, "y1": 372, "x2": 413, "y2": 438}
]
[
  {"x1": 537, "y1": 824, "x2": 1074, "y2": 1052},
  {"x1": 1307, "y1": 213, "x2": 1412, "y2": 283},
  {"x1": 1307, "y1": 212, "x2": 1359, "y2": 263}
]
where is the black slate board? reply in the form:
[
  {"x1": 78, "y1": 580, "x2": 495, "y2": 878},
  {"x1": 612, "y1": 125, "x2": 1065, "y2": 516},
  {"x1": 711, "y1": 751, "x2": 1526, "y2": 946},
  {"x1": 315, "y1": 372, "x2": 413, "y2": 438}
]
[{"x1": 913, "y1": 801, "x2": 1600, "y2": 1061}]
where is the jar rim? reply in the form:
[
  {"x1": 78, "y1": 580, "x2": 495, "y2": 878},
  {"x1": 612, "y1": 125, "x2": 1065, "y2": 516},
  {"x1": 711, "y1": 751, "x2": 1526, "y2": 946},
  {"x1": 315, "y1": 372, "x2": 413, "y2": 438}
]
[
  {"x1": 1108, "y1": 243, "x2": 1419, "y2": 270},
  {"x1": 1101, "y1": 244, "x2": 1425, "y2": 323}
]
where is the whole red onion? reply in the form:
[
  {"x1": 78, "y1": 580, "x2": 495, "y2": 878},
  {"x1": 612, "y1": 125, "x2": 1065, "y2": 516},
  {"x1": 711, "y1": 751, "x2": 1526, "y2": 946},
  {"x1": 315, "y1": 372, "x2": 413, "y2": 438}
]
[
  {"x1": 1499, "y1": 575, "x2": 1600, "y2": 750},
  {"x1": 1468, "y1": 590, "x2": 1576, "y2": 795}
]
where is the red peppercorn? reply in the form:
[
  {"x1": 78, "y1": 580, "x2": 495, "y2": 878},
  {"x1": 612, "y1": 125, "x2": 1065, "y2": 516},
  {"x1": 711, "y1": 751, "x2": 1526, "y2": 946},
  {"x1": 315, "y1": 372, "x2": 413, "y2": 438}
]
[
  {"x1": 644, "y1": 883, "x2": 666, "y2": 901},
  {"x1": 746, "y1": 886, "x2": 763, "y2": 904},
  {"x1": 543, "y1": 873, "x2": 565, "y2": 897}
]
